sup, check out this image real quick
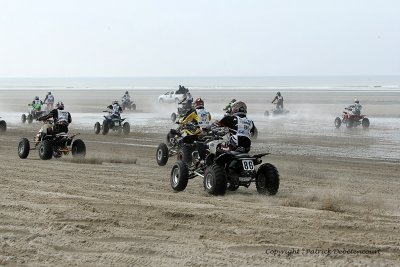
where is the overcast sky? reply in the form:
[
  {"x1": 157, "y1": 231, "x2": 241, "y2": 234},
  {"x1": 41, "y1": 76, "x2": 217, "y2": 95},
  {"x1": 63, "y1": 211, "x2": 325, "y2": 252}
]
[{"x1": 0, "y1": 0, "x2": 399, "y2": 77}]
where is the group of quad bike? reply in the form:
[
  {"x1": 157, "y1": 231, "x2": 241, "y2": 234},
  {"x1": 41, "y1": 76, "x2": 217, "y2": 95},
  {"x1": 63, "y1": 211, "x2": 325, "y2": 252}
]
[
  {"x1": 15, "y1": 96, "x2": 137, "y2": 161},
  {"x1": 157, "y1": 102, "x2": 279, "y2": 196}
]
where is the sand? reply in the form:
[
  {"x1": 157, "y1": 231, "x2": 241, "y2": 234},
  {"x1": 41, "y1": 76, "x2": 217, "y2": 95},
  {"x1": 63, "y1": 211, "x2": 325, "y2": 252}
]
[{"x1": 0, "y1": 89, "x2": 399, "y2": 266}]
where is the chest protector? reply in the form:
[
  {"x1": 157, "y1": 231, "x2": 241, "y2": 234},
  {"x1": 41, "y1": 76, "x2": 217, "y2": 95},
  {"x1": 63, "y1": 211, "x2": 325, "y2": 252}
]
[
  {"x1": 196, "y1": 108, "x2": 210, "y2": 129},
  {"x1": 47, "y1": 95, "x2": 54, "y2": 103},
  {"x1": 112, "y1": 104, "x2": 120, "y2": 115},
  {"x1": 234, "y1": 116, "x2": 253, "y2": 138},
  {"x1": 57, "y1": 110, "x2": 69, "y2": 125}
]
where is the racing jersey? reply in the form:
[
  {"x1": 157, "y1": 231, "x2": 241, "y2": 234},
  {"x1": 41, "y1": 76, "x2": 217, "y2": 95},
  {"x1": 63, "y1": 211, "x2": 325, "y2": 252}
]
[{"x1": 180, "y1": 108, "x2": 211, "y2": 131}]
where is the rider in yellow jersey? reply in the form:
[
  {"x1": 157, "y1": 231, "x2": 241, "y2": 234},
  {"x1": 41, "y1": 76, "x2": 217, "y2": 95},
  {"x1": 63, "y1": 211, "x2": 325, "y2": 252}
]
[{"x1": 179, "y1": 98, "x2": 211, "y2": 135}]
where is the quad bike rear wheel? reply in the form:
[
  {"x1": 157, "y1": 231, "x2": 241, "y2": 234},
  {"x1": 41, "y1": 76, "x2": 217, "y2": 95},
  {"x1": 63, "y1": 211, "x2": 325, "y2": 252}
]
[
  {"x1": 123, "y1": 122, "x2": 130, "y2": 135},
  {"x1": 177, "y1": 145, "x2": 193, "y2": 163},
  {"x1": 256, "y1": 163, "x2": 279, "y2": 195},
  {"x1": 204, "y1": 164, "x2": 227, "y2": 196},
  {"x1": 21, "y1": 114, "x2": 26, "y2": 123},
  {"x1": 334, "y1": 117, "x2": 342, "y2": 128},
  {"x1": 102, "y1": 120, "x2": 109, "y2": 135},
  {"x1": 264, "y1": 111, "x2": 269, "y2": 117},
  {"x1": 94, "y1": 122, "x2": 101, "y2": 134},
  {"x1": 132, "y1": 104, "x2": 136, "y2": 110},
  {"x1": 27, "y1": 114, "x2": 33, "y2": 124},
  {"x1": 38, "y1": 140, "x2": 53, "y2": 160},
  {"x1": 171, "y1": 113, "x2": 177, "y2": 122},
  {"x1": 362, "y1": 118, "x2": 370, "y2": 129},
  {"x1": 18, "y1": 138, "x2": 30, "y2": 159},
  {"x1": 72, "y1": 139, "x2": 86, "y2": 158},
  {"x1": 0, "y1": 120, "x2": 6, "y2": 133},
  {"x1": 156, "y1": 143, "x2": 169, "y2": 166},
  {"x1": 170, "y1": 161, "x2": 189, "y2": 191}
]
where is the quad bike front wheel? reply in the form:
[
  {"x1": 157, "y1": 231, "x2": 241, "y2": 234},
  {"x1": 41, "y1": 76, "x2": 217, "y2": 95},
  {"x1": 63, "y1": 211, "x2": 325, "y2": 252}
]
[
  {"x1": 94, "y1": 122, "x2": 101, "y2": 134},
  {"x1": 27, "y1": 114, "x2": 33, "y2": 124},
  {"x1": 156, "y1": 143, "x2": 169, "y2": 166},
  {"x1": 18, "y1": 138, "x2": 30, "y2": 159},
  {"x1": 102, "y1": 120, "x2": 109, "y2": 135},
  {"x1": 131, "y1": 104, "x2": 136, "y2": 110},
  {"x1": 171, "y1": 113, "x2": 177, "y2": 122},
  {"x1": 170, "y1": 161, "x2": 189, "y2": 192},
  {"x1": 21, "y1": 114, "x2": 26, "y2": 123},
  {"x1": 334, "y1": 117, "x2": 342, "y2": 128},
  {"x1": 204, "y1": 164, "x2": 227, "y2": 196},
  {"x1": 38, "y1": 140, "x2": 53, "y2": 160},
  {"x1": 362, "y1": 118, "x2": 370, "y2": 129},
  {"x1": 72, "y1": 139, "x2": 86, "y2": 158},
  {"x1": 256, "y1": 163, "x2": 279, "y2": 195},
  {"x1": 0, "y1": 120, "x2": 6, "y2": 133},
  {"x1": 123, "y1": 122, "x2": 130, "y2": 135}
]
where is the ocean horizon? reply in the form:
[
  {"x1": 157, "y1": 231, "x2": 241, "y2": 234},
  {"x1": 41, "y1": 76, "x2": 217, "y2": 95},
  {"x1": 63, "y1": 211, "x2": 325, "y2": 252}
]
[{"x1": 0, "y1": 75, "x2": 399, "y2": 91}]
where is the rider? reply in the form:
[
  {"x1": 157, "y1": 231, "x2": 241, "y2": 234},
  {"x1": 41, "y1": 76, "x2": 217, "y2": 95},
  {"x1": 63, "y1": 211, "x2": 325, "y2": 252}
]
[
  {"x1": 38, "y1": 101, "x2": 72, "y2": 135},
  {"x1": 347, "y1": 99, "x2": 362, "y2": 115},
  {"x1": 271, "y1": 92, "x2": 284, "y2": 110},
  {"x1": 179, "y1": 91, "x2": 193, "y2": 110},
  {"x1": 31, "y1": 96, "x2": 44, "y2": 111},
  {"x1": 107, "y1": 100, "x2": 123, "y2": 119},
  {"x1": 216, "y1": 101, "x2": 255, "y2": 153},
  {"x1": 122, "y1": 91, "x2": 130, "y2": 102},
  {"x1": 223, "y1": 98, "x2": 236, "y2": 115},
  {"x1": 179, "y1": 98, "x2": 211, "y2": 134},
  {"x1": 44, "y1": 91, "x2": 55, "y2": 110}
]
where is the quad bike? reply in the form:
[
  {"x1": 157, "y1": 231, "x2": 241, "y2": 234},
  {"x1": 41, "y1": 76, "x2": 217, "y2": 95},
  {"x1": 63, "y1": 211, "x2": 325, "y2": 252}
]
[
  {"x1": 121, "y1": 99, "x2": 136, "y2": 111},
  {"x1": 169, "y1": 132, "x2": 280, "y2": 196},
  {"x1": 156, "y1": 123, "x2": 203, "y2": 166},
  {"x1": 94, "y1": 111, "x2": 130, "y2": 135},
  {"x1": 21, "y1": 104, "x2": 47, "y2": 124},
  {"x1": 18, "y1": 120, "x2": 86, "y2": 160},
  {"x1": 0, "y1": 117, "x2": 6, "y2": 133},
  {"x1": 171, "y1": 104, "x2": 191, "y2": 122},
  {"x1": 264, "y1": 107, "x2": 289, "y2": 117},
  {"x1": 334, "y1": 108, "x2": 370, "y2": 129}
]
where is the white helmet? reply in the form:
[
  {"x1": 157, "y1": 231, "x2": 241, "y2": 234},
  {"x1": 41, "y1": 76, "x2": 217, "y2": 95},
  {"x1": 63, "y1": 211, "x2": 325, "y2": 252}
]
[{"x1": 354, "y1": 98, "x2": 359, "y2": 104}]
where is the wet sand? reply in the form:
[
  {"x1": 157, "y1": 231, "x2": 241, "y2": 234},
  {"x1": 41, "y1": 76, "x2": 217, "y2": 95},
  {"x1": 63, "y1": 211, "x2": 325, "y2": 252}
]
[{"x1": 0, "y1": 89, "x2": 399, "y2": 266}]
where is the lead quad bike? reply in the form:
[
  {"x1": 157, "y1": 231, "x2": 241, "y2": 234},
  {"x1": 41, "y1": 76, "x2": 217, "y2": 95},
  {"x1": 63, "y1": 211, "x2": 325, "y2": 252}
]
[
  {"x1": 94, "y1": 111, "x2": 130, "y2": 135},
  {"x1": 169, "y1": 132, "x2": 280, "y2": 196},
  {"x1": 21, "y1": 104, "x2": 48, "y2": 124},
  {"x1": 0, "y1": 117, "x2": 6, "y2": 133},
  {"x1": 156, "y1": 123, "x2": 204, "y2": 166},
  {"x1": 334, "y1": 108, "x2": 369, "y2": 129},
  {"x1": 18, "y1": 120, "x2": 86, "y2": 160}
]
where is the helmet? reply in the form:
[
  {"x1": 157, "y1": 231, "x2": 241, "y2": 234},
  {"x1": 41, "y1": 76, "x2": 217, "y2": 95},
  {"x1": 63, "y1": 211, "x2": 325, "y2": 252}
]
[
  {"x1": 231, "y1": 101, "x2": 247, "y2": 115},
  {"x1": 35, "y1": 96, "x2": 39, "y2": 100},
  {"x1": 48, "y1": 91, "x2": 51, "y2": 95},
  {"x1": 354, "y1": 98, "x2": 359, "y2": 104},
  {"x1": 231, "y1": 99, "x2": 236, "y2": 103},
  {"x1": 113, "y1": 100, "x2": 119, "y2": 105},
  {"x1": 277, "y1": 92, "x2": 281, "y2": 96},
  {"x1": 56, "y1": 101, "x2": 64, "y2": 110},
  {"x1": 125, "y1": 91, "x2": 129, "y2": 94},
  {"x1": 194, "y1": 98, "x2": 204, "y2": 108}
]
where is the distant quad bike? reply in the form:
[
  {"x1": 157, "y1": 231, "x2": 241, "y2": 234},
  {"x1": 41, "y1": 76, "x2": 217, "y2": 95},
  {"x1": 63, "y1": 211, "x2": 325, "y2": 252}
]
[
  {"x1": 169, "y1": 137, "x2": 280, "y2": 196},
  {"x1": 121, "y1": 99, "x2": 136, "y2": 111},
  {"x1": 0, "y1": 117, "x2": 6, "y2": 133},
  {"x1": 334, "y1": 108, "x2": 370, "y2": 129},
  {"x1": 21, "y1": 106, "x2": 47, "y2": 124},
  {"x1": 18, "y1": 120, "x2": 86, "y2": 160},
  {"x1": 171, "y1": 104, "x2": 191, "y2": 122},
  {"x1": 264, "y1": 107, "x2": 289, "y2": 117},
  {"x1": 156, "y1": 123, "x2": 202, "y2": 166},
  {"x1": 94, "y1": 111, "x2": 130, "y2": 135}
]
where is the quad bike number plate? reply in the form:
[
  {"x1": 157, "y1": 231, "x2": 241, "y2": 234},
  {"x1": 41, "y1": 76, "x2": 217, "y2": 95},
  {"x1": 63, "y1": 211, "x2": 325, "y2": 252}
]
[
  {"x1": 114, "y1": 121, "x2": 120, "y2": 127},
  {"x1": 242, "y1": 160, "x2": 254, "y2": 171}
]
